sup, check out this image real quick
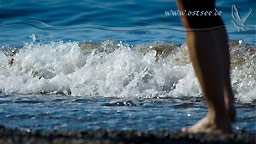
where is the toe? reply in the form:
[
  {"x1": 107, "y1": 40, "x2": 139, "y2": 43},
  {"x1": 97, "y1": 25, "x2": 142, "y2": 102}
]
[{"x1": 181, "y1": 127, "x2": 189, "y2": 132}]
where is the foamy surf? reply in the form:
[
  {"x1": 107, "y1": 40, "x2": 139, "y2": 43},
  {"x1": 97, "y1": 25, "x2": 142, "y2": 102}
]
[{"x1": 0, "y1": 35, "x2": 255, "y2": 103}]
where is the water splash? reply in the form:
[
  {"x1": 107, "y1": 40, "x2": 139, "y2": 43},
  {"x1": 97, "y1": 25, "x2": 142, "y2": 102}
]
[{"x1": 0, "y1": 36, "x2": 255, "y2": 103}]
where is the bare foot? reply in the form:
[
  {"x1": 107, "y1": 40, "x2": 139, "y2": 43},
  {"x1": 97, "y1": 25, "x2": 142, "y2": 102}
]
[
  {"x1": 182, "y1": 115, "x2": 232, "y2": 134},
  {"x1": 224, "y1": 89, "x2": 236, "y2": 123}
]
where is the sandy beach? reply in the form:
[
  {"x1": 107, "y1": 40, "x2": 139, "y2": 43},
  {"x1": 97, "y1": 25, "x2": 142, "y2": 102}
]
[{"x1": 0, "y1": 126, "x2": 255, "y2": 144}]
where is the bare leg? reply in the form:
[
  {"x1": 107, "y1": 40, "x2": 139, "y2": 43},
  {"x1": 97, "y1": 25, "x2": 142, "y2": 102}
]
[
  {"x1": 176, "y1": 0, "x2": 233, "y2": 133},
  {"x1": 181, "y1": 30, "x2": 232, "y2": 133},
  {"x1": 214, "y1": 27, "x2": 236, "y2": 122}
]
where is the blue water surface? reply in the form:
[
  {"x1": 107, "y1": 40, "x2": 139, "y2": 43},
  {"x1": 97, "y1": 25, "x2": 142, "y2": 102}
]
[
  {"x1": 0, "y1": 94, "x2": 255, "y2": 132},
  {"x1": 0, "y1": 0, "x2": 255, "y2": 46}
]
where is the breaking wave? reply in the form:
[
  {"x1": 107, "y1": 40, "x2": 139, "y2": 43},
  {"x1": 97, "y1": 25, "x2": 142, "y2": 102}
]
[{"x1": 0, "y1": 35, "x2": 255, "y2": 103}]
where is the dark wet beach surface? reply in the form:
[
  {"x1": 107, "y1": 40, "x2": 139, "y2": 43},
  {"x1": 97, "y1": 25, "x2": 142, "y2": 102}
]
[{"x1": 0, "y1": 126, "x2": 255, "y2": 144}]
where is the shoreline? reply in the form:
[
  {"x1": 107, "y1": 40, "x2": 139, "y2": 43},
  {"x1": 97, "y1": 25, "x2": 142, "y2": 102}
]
[{"x1": 0, "y1": 126, "x2": 255, "y2": 144}]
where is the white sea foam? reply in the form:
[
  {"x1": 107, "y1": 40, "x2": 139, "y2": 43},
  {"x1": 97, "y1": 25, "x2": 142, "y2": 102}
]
[{"x1": 0, "y1": 36, "x2": 255, "y2": 103}]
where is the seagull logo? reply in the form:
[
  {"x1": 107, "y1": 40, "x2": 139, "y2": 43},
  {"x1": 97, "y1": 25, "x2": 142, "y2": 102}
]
[{"x1": 232, "y1": 4, "x2": 253, "y2": 32}]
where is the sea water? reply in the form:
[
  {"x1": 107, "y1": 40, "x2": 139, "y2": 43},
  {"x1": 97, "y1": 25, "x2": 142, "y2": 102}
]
[{"x1": 0, "y1": 0, "x2": 255, "y2": 132}]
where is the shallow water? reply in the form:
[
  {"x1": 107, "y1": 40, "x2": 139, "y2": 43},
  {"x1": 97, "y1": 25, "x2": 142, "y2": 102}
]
[
  {"x1": 0, "y1": 0, "x2": 255, "y2": 133},
  {"x1": 0, "y1": 94, "x2": 255, "y2": 132}
]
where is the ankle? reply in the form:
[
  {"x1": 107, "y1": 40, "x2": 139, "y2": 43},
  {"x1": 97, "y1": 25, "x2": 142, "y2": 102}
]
[{"x1": 207, "y1": 111, "x2": 230, "y2": 124}]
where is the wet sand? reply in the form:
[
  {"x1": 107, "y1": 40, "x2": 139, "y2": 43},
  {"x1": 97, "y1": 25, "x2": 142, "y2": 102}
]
[{"x1": 0, "y1": 126, "x2": 255, "y2": 144}]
